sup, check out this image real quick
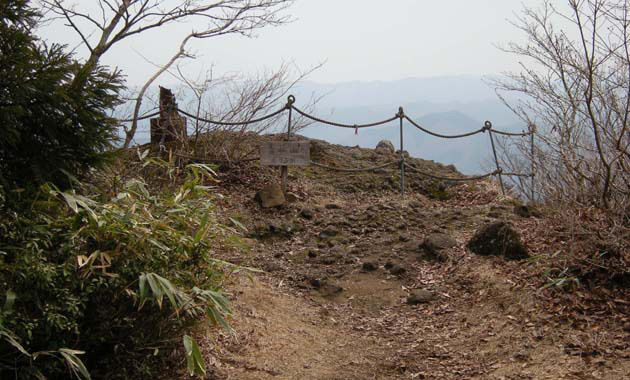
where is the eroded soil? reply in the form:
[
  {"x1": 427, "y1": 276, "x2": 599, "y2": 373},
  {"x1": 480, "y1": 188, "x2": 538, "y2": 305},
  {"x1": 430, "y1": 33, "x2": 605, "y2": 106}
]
[{"x1": 182, "y1": 142, "x2": 629, "y2": 380}]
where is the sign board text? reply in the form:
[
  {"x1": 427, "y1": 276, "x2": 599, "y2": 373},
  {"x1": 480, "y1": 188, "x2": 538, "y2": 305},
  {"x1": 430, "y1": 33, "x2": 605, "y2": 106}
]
[{"x1": 260, "y1": 141, "x2": 310, "y2": 166}]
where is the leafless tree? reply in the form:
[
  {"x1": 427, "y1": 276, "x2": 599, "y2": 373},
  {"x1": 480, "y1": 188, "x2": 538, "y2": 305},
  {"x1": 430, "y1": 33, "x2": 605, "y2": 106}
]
[
  {"x1": 39, "y1": 0, "x2": 295, "y2": 147},
  {"x1": 171, "y1": 61, "x2": 323, "y2": 163},
  {"x1": 492, "y1": 0, "x2": 630, "y2": 212}
]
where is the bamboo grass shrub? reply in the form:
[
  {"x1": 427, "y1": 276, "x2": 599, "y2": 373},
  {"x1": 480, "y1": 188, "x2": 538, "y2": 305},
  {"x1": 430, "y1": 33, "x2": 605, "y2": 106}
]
[{"x1": 0, "y1": 157, "x2": 234, "y2": 379}]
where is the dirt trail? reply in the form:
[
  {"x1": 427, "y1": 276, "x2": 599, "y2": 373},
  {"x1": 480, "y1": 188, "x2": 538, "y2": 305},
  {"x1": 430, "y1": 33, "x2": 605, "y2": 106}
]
[
  {"x1": 189, "y1": 144, "x2": 629, "y2": 380},
  {"x1": 200, "y1": 276, "x2": 397, "y2": 380}
]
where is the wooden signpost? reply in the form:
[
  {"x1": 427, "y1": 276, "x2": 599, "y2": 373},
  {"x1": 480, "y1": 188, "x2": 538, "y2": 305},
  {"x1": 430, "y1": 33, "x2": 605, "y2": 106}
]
[
  {"x1": 260, "y1": 141, "x2": 310, "y2": 193},
  {"x1": 260, "y1": 141, "x2": 310, "y2": 166}
]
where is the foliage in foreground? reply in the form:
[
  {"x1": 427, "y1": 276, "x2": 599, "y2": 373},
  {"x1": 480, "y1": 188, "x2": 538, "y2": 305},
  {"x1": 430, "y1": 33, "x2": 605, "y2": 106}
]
[
  {"x1": 0, "y1": 0, "x2": 122, "y2": 194},
  {"x1": 0, "y1": 158, "x2": 233, "y2": 379}
]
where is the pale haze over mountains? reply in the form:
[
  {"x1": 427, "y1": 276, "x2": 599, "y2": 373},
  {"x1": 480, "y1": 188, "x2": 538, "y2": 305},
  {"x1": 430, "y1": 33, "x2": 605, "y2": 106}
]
[{"x1": 292, "y1": 75, "x2": 525, "y2": 174}]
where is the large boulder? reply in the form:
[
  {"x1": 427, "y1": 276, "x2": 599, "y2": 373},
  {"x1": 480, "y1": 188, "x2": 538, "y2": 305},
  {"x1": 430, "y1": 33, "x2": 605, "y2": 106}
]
[
  {"x1": 467, "y1": 221, "x2": 529, "y2": 260},
  {"x1": 375, "y1": 140, "x2": 395, "y2": 155},
  {"x1": 254, "y1": 183, "x2": 285, "y2": 208}
]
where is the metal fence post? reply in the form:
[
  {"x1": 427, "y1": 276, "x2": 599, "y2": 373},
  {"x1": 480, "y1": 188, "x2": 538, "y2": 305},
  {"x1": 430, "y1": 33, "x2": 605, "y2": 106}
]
[
  {"x1": 398, "y1": 107, "x2": 405, "y2": 196},
  {"x1": 486, "y1": 121, "x2": 505, "y2": 196},
  {"x1": 282, "y1": 95, "x2": 295, "y2": 194}
]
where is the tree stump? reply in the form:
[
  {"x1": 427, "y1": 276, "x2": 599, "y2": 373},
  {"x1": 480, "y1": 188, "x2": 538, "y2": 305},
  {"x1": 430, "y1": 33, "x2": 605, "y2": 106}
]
[{"x1": 150, "y1": 86, "x2": 187, "y2": 145}]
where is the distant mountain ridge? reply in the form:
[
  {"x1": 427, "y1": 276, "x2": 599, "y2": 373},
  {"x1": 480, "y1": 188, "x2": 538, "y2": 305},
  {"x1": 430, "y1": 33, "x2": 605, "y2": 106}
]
[{"x1": 293, "y1": 75, "x2": 525, "y2": 174}]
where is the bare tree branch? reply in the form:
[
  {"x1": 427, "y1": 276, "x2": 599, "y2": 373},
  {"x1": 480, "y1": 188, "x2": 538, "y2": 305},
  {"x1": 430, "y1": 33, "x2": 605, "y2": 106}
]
[{"x1": 491, "y1": 0, "x2": 630, "y2": 211}]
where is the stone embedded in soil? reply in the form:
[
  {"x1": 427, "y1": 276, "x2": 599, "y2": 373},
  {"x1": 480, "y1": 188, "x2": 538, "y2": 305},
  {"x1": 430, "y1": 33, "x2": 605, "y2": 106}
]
[
  {"x1": 386, "y1": 262, "x2": 406, "y2": 276},
  {"x1": 362, "y1": 261, "x2": 378, "y2": 272},
  {"x1": 419, "y1": 233, "x2": 458, "y2": 262},
  {"x1": 300, "y1": 208, "x2": 314, "y2": 220},
  {"x1": 407, "y1": 289, "x2": 437, "y2": 305},
  {"x1": 319, "y1": 227, "x2": 339, "y2": 239},
  {"x1": 487, "y1": 211, "x2": 502, "y2": 219},
  {"x1": 254, "y1": 183, "x2": 286, "y2": 208},
  {"x1": 320, "y1": 250, "x2": 343, "y2": 265},
  {"x1": 424, "y1": 234, "x2": 457, "y2": 249},
  {"x1": 319, "y1": 283, "x2": 343, "y2": 297},
  {"x1": 309, "y1": 278, "x2": 323, "y2": 288},
  {"x1": 285, "y1": 192, "x2": 299, "y2": 203},
  {"x1": 513, "y1": 351, "x2": 530, "y2": 361},
  {"x1": 263, "y1": 262, "x2": 283, "y2": 272},
  {"x1": 467, "y1": 221, "x2": 529, "y2": 260},
  {"x1": 309, "y1": 278, "x2": 343, "y2": 296},
  {"x1": 408, "y1": 200, "x2": 422, "y2": 209},
  {"x1": 321, "y1": 256, "x2": 337, "y2": 265},
  {"x1": 514, "y1": 204, "x2": 541, "y2": 218}
]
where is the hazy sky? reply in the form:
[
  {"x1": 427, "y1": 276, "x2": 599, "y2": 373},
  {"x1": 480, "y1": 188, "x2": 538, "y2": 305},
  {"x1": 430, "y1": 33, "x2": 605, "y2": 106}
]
[{"x1": 42, "y1": 1, "x2": 564, "y2": 86}]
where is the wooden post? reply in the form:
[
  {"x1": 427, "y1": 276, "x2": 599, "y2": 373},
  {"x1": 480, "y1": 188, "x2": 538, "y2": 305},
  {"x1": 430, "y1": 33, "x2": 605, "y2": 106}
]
[{"x1": 150, "y1": 86, "x2": 187, "y2": 146}]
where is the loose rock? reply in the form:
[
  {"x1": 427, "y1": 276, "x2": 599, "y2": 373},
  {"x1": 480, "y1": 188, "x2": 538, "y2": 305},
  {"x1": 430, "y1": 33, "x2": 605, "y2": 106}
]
[
  {"x1": 263, "y1": 262, "x2": 282, "y2": 272},
  {"x1": 419, "y1": 233, "x2": 457, "y2": 261},
  {"x1": 386, "y1": 262, "x2": 406, "y2": 276},
  {"x1": 407, "y1": 289, "x2": 437, "y2": 305},
  {"x1": 514, "y1": 204, "x2": 541, "y2": 218},
  {"x1": 375, "y1": 140, "x2": 395, "y2": 155},
  {"x1": 362, "y1": 261, "x2": 378, "y2": 272},
  {"x1": 408, "y1": 200, "x2": 422, "y2": 209},
  {"x1": 300, "y1": 208, "x2": 314, "y2": 220},
  {"x1": 319, "y1": 283, "x2": 343, "y2": 297},
  {"x1": 467, "y1": 221, "x2": 529, "y2": 260},
  {"x1": 319, "y1": 227, "x2": 339, "y2": 239},
  {"x1": 285, "y1": 192, "x2": 300, "y2": 203},
  {"x1": 254, "y1": 183, "x2": 285, "y2": 208}
]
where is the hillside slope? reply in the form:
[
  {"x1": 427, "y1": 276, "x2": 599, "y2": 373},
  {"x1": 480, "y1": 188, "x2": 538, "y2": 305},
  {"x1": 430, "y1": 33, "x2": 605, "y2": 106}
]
[{"x1": 176, "y1": 137, "x2": 629, "y2": 380}]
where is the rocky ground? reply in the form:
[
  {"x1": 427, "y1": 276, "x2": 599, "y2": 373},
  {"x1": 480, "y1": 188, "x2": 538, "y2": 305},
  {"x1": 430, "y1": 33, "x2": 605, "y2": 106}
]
[{"x1": 178, "y1": 138, "x2": 630, "y2": 380}]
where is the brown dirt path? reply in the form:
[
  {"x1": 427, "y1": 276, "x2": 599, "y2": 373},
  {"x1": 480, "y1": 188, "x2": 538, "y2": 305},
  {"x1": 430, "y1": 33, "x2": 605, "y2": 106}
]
[{"x1": 189, "y1": 158, "x2": 629, "y2": 379}]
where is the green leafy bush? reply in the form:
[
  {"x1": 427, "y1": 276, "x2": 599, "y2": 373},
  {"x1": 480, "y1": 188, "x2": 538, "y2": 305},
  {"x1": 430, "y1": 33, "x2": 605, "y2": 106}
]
[
  {"x1": 0, "y1": 0, "x2": 122, "y2": 196},
  {"x1": 0, "y1": 160, "x2": 233, "y2": 379}
]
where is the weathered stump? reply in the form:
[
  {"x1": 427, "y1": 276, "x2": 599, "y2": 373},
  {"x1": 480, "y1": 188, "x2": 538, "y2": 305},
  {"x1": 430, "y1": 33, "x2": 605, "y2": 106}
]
[{"x1": 150, "y1": 86, "x2": 187, "y2": 145}]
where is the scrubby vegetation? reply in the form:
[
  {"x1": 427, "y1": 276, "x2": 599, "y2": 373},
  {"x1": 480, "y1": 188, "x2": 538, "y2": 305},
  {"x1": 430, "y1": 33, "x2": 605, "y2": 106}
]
[
  {"x1": 0, "y1": 2, "x2": 236, "y2": 378},
  {"x1": 0, "y1": 155, "x2": 235, "y2": 379}
]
